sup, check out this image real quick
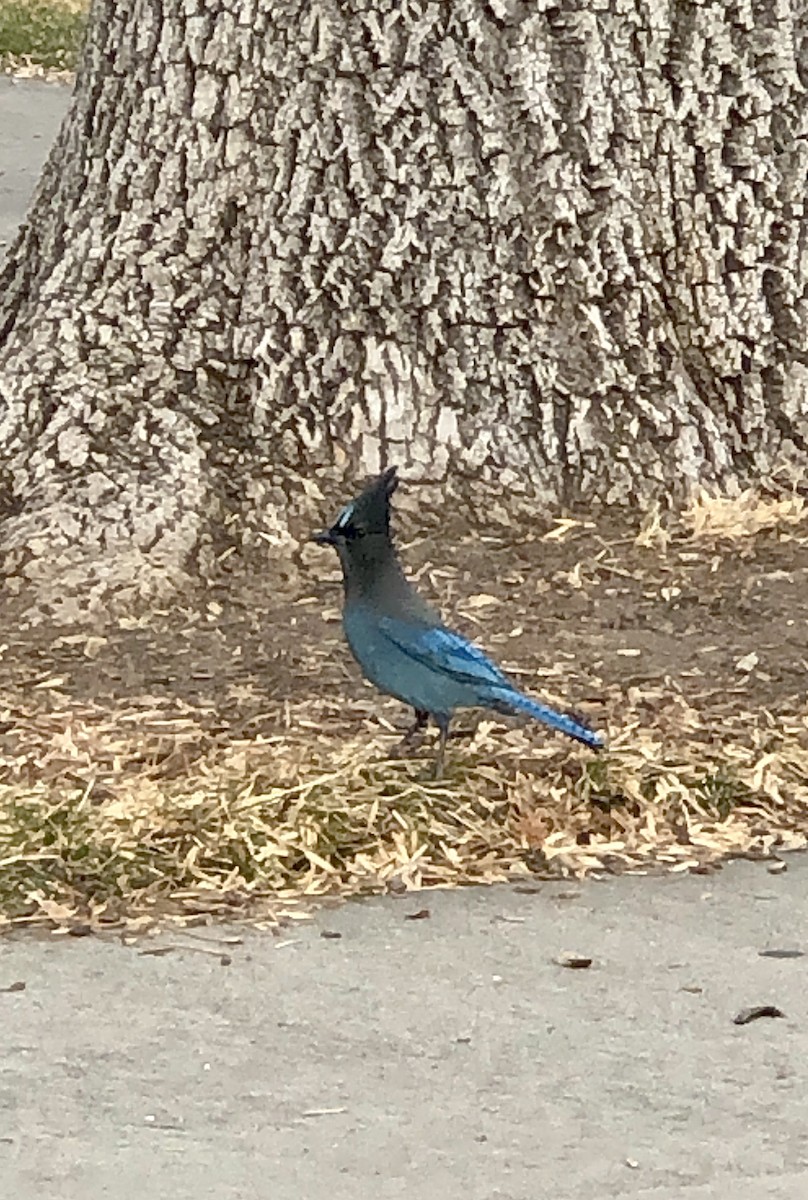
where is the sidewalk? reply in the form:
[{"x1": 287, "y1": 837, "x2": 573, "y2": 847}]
[
  {"x1": 1, "y1": 860, "x2": 806, "y2": 1199},
  {"x1": 0, "y1": 76, "x2": 70, "y2": 255}
]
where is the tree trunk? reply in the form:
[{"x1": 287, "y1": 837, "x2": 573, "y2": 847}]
[{"x1": 1, "y1": 0, "x2": 806, "y2": 616}]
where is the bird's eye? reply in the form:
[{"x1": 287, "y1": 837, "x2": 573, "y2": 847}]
[
  {"x1": 331, "y1": 502, "x2": 366, "y2": 541},
  {"x1": 329, "y1": 521, "x2": 365, "y2": 541}
]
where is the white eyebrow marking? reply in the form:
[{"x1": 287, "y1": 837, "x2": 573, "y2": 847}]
[{"x1": 334, "y1": 503, "x2": 355, "y2": 530}]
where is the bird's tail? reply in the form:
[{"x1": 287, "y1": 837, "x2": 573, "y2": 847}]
[{"x1": 489, "y1": 687, "x2": 604, "y2": 750}]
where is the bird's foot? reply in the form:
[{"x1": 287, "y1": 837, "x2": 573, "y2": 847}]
[
  {"x1": 391, "y1": 709, "x2": 429, "y2": 758},
  {"x1": 447, "y1": 724, "x2": 476, "y2": 742},
  {"x1": 390, "y1": 737, "x2": 424, "y2": 760}
]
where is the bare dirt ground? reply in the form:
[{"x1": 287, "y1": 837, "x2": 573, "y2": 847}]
[
  {"x1": 3, "y1": 504, "x2": 806, "y2": 730},
  {"x1": 0, "y1": 497, "x2": 806, "y2": 929}
]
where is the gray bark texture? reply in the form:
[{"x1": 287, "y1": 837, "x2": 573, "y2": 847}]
[{"x1": 0, "y1": 0, "x2": 806, "y2": 616}]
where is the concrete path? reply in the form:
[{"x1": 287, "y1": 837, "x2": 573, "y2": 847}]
[
  {"x1": 1, "y1": 861, "x2": 807, "y2": 1199},
  {"x1": 0, "y1": 77, "x2": 70, "y2": 256},
  {"x1": 1, "y1": 77, "x2": 807, "y2": 1200}
]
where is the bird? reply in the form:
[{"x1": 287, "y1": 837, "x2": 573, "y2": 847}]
[{"x1": 312, "y1": 466, "x2": 604, "y2": 776}]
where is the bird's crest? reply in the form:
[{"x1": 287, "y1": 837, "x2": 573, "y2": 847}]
[{"x1": 333, "y1": 466, "x2": 398, "y2": 536}]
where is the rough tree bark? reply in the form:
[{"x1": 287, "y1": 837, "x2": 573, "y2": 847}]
[{"x1": 0, "y1": 0, "x2": 806, "y2": 616}]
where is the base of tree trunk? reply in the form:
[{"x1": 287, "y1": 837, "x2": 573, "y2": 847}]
[
  {"x1": 2, "y1": 0, "x2": 807, "y2": 608},
  {"x1": 2, "y1": 479, "x2": 207, "y2": 623}
]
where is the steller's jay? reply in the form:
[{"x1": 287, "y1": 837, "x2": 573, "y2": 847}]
[{"x1": 313, "y1": 466, "x2": 604, "y2": 776}]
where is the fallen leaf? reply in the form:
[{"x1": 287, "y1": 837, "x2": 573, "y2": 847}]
[
  {"x1": 733, "y1": 1005, "x2": 785, "y2": 1026},
  {"x1": 39, "y1": 899, "x2": 77, "y2": 923},
  {"x1": 83, "y1": 636, "x2": 108, "y2": 659},
  {"x1": 0, "y1": 981, "x2": 26, "y2": 994},
  {"x1": 542, "y1": 518, "x2": 587, "y2": 542},
  {"x1": 566, "y1": 562, "x2": 585, "y2": 589},
  {"x1": 554, "y1": 953, "x2": 593, "y2": 969},
  {"x1": 183, "y1": 932, "x2": 243, "y2": 946},
  {"x1": 405, "y1": 909, "x2": 431, "y2": 921},
  {"x1": 465, "y1": 594, "x2": 501, "y2": 609},
  {"x1": 320, "y1": 930, "x2": 342, "y2": 940}
]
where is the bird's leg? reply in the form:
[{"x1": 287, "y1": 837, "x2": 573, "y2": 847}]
[
  {"x1": 393, "y1": 708, "x2": 429, "y2": 757},
  {"x1": 402, "y1": 708, "x2": 429, "y2": 746},
  {"x1": 447, "y1": 716, "x2": 480, "y2": 742},
  {"x1": 433, "y1": 716, "x2": 450, "y2": 780}
]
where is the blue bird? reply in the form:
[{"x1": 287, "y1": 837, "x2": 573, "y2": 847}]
[{"x1": 313, "y1": 467, "x2": 604, "y2": 776}]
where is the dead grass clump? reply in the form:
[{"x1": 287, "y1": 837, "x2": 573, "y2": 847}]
[
  {"x1": 683, "y1": 487, "x2": 805, "y2": 542},
  {"x1": 0, "y1": 691, "x2": 806, "y2": 933},
  {"x1": 634, "y1": 486, "x2": 807, "y2": 553}
]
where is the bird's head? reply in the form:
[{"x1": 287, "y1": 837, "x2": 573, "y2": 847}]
[{"x1": 312, "y1": 467, "x2": 399, "y2": 568}]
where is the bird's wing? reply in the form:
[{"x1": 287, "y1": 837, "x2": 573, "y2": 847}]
[{"x1": 377, "y1": 618, "x2": 510, "y2": 688}]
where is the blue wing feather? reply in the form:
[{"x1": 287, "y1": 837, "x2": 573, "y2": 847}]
[
  {"x1": 377, "y1": 618, "x2": 510, "y2": 689},
  {"x1": 376, "y1": 616, "x2": 603, "y2": 749}
]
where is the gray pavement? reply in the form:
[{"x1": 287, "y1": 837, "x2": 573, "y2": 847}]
[
  {"x1": 0, "y1": 76, "x2": 70, "y2": 255},
  {"x1": 1, "y1": 77, "x2": 807, "y2": 1200},
  {"x1": 1, "y1": 862, "x2": 807, "y2": 1199}
]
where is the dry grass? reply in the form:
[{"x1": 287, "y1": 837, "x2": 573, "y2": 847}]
[
  {"x1": 635, "y1": 485, "x2": 807, "y2": 551},
  {"x1": 683, "y1": 487, "x2": 806, "y2": 542},
  {"x1": 1, "y1": 685, "x2": 806, "y2": 936},
  {"x1": 0, "y1": 486, "x2": 806, "y2": 935}
]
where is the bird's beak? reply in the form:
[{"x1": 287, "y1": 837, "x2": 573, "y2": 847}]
[{"x1": 311, "y1": 529, "x2": 336, "y2": 546}]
